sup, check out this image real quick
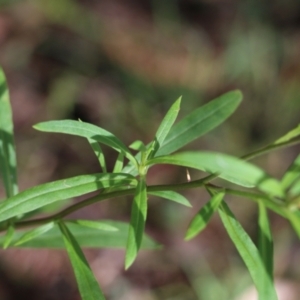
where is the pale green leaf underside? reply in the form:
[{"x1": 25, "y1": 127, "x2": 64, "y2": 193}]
[
  {"x1": 33, "y1": 120, "x2": 137, "y2": 167},
  {"x1": 185, "y1": 192, "x2": 224, "y2": 240},
  {"x1": 0, "y1": 173, "x2": 137, "y2": 222},
  {"x1": 0, "y1": 67, "x2": 18, "y2": 198},
  {"x1": 218, "y1": 201, "x2": 277, "y2": 300},
  {"x1": 125, "y1": 178, "x2": 147, "y2": 269},
  {"x1": 59, "y1": 222, "x2": 105, "y2": 300},
  {"x1": 148, "y1": 151, "x2": 284, "y2": 198},
  {"x1": 0, "y1": 221, "x2": 159, "y2": 249},
  {"x1": 149, "y1": 191, "x2": 191, "y2": 207}
]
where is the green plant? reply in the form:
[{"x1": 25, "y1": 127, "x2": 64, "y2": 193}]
[{"x1": 1, "y1": 67, "x2": 300, "y2": 300}]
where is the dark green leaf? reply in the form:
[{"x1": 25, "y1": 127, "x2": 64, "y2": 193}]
[
  {"x1": 125, "y1": 177, "x2": 147, "y2": 269},
  {"x1": 156, "y1": 90, "x2": 242, "y2": 156},
  {"x1": 33, "y1": 120, "x2": 138, "y2": 169},
  {"x1": 149, "y1": 191, "x2": 191, "y2": 207},
  {"x1": 258, "y1": 202, "x2": 273, "y2": 279},
  {"x1": 218, "y1": 201, "x2": 277, "y2": 300},
  {"x1": 0, "y1": 173, "x2": 137, "y2": 222},
  {"x1": 185, "y1": 192, "x2": 224, "y2": 240},
  {"x1": 0, "y1": 68, "x2": 18, "y2": 198},
  {"x1": 148, "y1": 151, "x2": 284, "y2": 198},
  {"x1": 0, "y1": 221, "x2": 159, "y2": 249},
  {"x1": 59, "y1": 221, "x2": 105, "y2": 300}
]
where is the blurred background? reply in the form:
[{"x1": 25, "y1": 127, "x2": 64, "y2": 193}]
[{"x1": 0, "y1": 0, "x2": 300, "y2": 299}]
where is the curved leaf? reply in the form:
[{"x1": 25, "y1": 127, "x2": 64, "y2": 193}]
[
  {"x1": 0, "y1": 173, "x2": 137, "y2": 222},
  {"x1": 148, "y1": 151, "x2": 284, "y2": 198},
  {"x1": 281, "y1": 154, "x2": 300, "y2": 191},
  {"x1": 66, "y1": 220, "x2": 118, "y2": 231},
  {"x1": 33, "y1": 120, "x2": 138, "y2": 168}
]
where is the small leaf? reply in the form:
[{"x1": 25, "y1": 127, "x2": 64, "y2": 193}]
[
  {"x1": 0, "y1": 221, "x2": 160, "y2": 249},
  {"x1": 0, "y1": 173, "x2": 137, "y2": 222},
  {"x1": 156, "y1": 90, "x2": 242, "y2": 156},
  {"x1": 88, "y1": 139, "x2": 107, "y2": 173},
  {"x1": 58, "y1": 221, "x2": 105, "y2": 300},
  {"x1": 281, "y1": 154, "x2": 300, "y2": 191},
  {"x1": 14, "y1": 222, "x2": 55, "y2": 246},
  {"x1": 0, "y1": 68, "x2": 18, "y2": 198},
  {"x1": 185, "y1": 192, "x2": 224, "y2": 240},
  {"x1": 34, "y1": 120, "x2": 138, "y2": 169},
  {"x1": 129, "y1": 140, "x2": 146, "y2": 152},
  {"x1": 154, "y1": 96, "x2": 181, "y2": 153},
  {"x1": 66, "y1": 220, "x2": 118, "y2": 231},
  {"x1": 258, "y1": 202, "x2": 273, "y2": 279},
  {"x1": 149, "y1": 191, "x2": 191, "y2": 207},
  {"x1": 125, "y1": 177, "x2": 147, "y2": 269},
  {"x1": 113, "y1": 153, "x2": 124, "y2": 173},
  {"x1": 275, "y1": 124, "x2": 300, "y2": 144},
  {"x1": 218, "y1": 201, "x2": 277, "y2": 300},
  {"x1": 3, "y1": 225, "x2": 14, "y2": 249},
  {"x1": 148, "y1": 151, "x2": 284, "y2": 198}
]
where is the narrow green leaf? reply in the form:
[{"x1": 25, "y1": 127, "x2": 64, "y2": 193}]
[
  {"x1": 156, "y1": 90, "x2": 242, "y2": 156},
  {"x1": 14, "y1": 222, "x2": 55, "y2": 246},
  {"x1": 148, "y1": 151, "x2": 284, "y2": 198},
  {"x1": 154, "y1": 96, "x2": 181, "y2": 152},
  {"x1": 0, "y1": 173, "x2": 137, "y2": 222},
  {"x1": 0, "y1": 68, "x2": 18, "y2": 198},
  {"x1": 66, "y1": 220, "x2": 118, "y2": 231},
  {"x1": 218, "y1": 201, "x2": 277, "y2": 300},
  {"x1": 149, "y1": 191, "x2": 191, "y2": 207},
  {"x1": 3, "y1": 224, "x2": 14, "y2": 249},
  {"x1": 287, "y1": 211, "x2": 300, "y2": 238},
  {"x1": 0, "y1": 221, "x2": 160, "y2": 249},
  {"x1": 125, "y1": 177, "x2": 147, "y2": 269},
  {"x1": 58, "y1": 221, "x2": 105, "y2": 300},
  {"x1": 33, "y1": 120, "x2": 138, "y2": 169},
  {"x1": 281, "y1": 154, "x2": 300, "y2": 191},
  {"x1": 275, "y1": 124, "x2": 300, "y2": 144},
  {"x1": 258, "y1": 202, "x2": 273, "y2": 280},
  {"x1": 88, "y1": 139, "x2": 107, "y2": 173},
  {"x1": 289, "y1": 179, "x2": 300, "y2": 197},
  {"x1": 185, "y1": 192, "x2": 225, "y2": 240},
  {"x1": 113, "y1": 153, "x2": 124, "y2": 173},
  {"x1": 129, "y1": 140, "x2": 146, "y2": 152}
]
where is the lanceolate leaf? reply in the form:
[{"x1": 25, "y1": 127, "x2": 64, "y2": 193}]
[
  {"x1": 218, "y1": 201, "x2": 277, "y2": 300},
  {"x1": 185, "y1": 192, "x2": 225, "y2": 240},
  {"x1": 275, "y1": 124, "x2": 300, "y2": 144},
  {"x1": 88, "y1": 139, "x2": 107, "y2": 173},
  {"x1": 66, "y1": 220, "x2": 118, "y2": 231},
  {"x1": 3, "y1": 225, "x2": 14, "y2": 249},
  {"x1": 113, "y1": 153, "x2": 124, "y2": 173},
  {"x1": 154, "y1": 96, "x2": 181, "y2": 154},
  {"x1": 281, "y1": 154, "x2": 300, "y2": 191},
  {"x1": 149, "y1": 191, "x2": 191, "y2": 207},
  {"x1": 156, "y1": 90, "x2": 242, "y2": 156},
  {"x1": 14, "y1": 222, "x2": 55, "y2": 246},
  {"x1": 0, "y1": 68, "x2": 18, "y2": 198},
  {"x1": 0, "y1": 221, "x2": 160, "y2": 249},
  {"x1": 148, "y1": 151, "x2": 284, "y2": 198},
  {"x1": 0, "y1": 173, "x2": 137, "y2": 223},
  {"x1": 33, "y1": 120, "x2": 138, "y2": 169},
  {"x1": 125, "y1": 177, "x2": 147, "y2": 269},
  {"x1": 58, "y1": 222, "x2": 105, "y2": 300},
  {"x1": 258, "y1": 202, "x2": 273, "y2": 279}
]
